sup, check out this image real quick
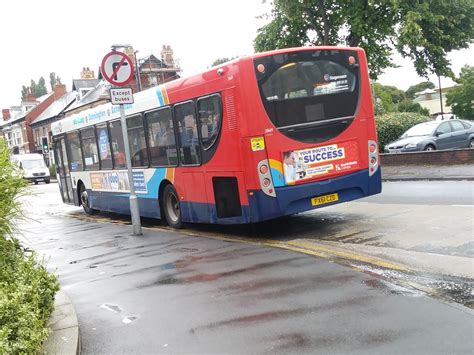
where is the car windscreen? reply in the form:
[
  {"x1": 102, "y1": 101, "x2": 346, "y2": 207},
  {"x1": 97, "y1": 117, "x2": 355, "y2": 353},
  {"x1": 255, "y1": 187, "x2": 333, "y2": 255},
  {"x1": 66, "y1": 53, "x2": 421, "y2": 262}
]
[
  {"x1": 22, "y1": 159, "x2": 46, "y2": 169},
  {"x1": 402, "y1": 123, "x2": 437, "y2": 137},
  {"x1": 254, "y1": 49, "x2": 360, "y2": 143}
]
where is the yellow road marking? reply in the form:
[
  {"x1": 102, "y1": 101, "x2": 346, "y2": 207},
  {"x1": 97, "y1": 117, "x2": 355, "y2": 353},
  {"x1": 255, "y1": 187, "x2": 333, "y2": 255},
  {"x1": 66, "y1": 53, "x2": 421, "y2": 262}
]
[{"x1": 65, "y1": 213, "x2": 407, "y2": 272}]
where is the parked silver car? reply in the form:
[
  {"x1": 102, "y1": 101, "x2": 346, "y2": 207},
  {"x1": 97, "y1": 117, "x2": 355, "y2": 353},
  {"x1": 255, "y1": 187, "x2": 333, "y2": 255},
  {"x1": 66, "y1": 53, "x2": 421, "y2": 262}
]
[{"x1": 385, "y1": 120, "x2": 474, "y2": 153}]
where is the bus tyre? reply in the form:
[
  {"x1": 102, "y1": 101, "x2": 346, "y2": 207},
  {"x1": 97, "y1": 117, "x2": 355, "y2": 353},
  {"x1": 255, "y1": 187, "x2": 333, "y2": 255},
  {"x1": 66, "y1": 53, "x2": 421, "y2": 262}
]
[
  {"x1": 80, "y1": 184, "x2": 98, "y2": 215},
  {"x1": 163, "y1": 184, "x2": 182, "y2": 229}
]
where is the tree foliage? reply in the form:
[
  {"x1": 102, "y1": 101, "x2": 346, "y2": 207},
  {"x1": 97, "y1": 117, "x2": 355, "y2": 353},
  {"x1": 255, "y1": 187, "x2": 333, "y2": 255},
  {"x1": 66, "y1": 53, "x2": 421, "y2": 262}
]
[
  {"x1": 211, "y1": 57, "x2": 238, "y2": 67},
  {"x1": 20, "y1": 77, "x2": 48, "y2": 101},
  {"x1": 405, "y1": 81, "x2": 435, "y2": 99},
  {"x1": 254, "y1": 0, "x2": 474, "y2": 79},
  {"x1": 373, "y1": 83, "x2": 429, "y2": 115},
  {"x1": 446, "y1": 65, "x2": 474, "y2": 119},
  {"x1": 49, "y1": 72, "x2": 61, "y2": 91}
]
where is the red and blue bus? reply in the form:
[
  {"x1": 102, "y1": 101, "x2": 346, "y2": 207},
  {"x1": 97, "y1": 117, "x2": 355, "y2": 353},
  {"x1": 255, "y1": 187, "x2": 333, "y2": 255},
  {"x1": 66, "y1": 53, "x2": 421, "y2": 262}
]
[{"x1": 51, "y1": 46, "x2": 381, "y2": 228}]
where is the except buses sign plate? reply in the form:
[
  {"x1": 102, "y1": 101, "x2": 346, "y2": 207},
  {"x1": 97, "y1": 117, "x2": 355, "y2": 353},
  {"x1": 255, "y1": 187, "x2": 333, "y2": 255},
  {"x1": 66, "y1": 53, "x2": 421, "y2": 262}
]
[{"x1": 109, "y1": 87, "x2": 134, "y2": 105}]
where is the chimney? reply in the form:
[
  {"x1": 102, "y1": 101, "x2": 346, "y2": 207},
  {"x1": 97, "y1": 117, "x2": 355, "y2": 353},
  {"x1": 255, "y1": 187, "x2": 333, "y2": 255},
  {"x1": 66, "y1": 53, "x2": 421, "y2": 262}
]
[
  {"x1": 54, "y1": 83, "x2": 67, "y2": 99},
  {"x1": 80, "y1": 67, "x2": 95, "y2": 79},
  {"x1": 26, "y1": 92, "x2": 37, "y2": 102},
  {"x1": 161, "y1": 45, "x2": 174, "y2": 66},
  {"x1": 2, "y1": 109, "x2": 10, "y2": 121}
]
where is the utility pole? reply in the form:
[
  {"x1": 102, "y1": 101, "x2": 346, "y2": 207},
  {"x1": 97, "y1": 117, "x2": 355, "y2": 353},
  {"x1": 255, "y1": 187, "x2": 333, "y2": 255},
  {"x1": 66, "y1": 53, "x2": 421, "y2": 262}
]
[{"x1": 438, "y1": 75, "x2": 444, "y2": 116}]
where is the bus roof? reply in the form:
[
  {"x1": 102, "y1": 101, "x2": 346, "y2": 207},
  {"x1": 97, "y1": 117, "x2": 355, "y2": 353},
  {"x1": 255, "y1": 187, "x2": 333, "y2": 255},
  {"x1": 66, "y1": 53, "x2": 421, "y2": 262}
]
[{"x1": 51, "y1": 46, "x2": 362, "y2": 136}]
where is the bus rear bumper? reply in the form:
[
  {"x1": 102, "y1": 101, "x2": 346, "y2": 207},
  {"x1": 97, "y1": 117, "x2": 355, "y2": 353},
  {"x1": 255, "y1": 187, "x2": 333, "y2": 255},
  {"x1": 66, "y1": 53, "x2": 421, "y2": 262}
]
[{"x1": 248, "y1": 168, "x2": 382, "y2": 223}]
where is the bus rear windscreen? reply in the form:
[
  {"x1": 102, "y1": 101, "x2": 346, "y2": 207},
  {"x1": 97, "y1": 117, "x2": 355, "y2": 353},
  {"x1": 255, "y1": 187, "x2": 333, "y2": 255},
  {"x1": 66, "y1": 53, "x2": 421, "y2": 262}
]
[{"x1": 254, "y1": 50, "x2": 360, "y2": 143}]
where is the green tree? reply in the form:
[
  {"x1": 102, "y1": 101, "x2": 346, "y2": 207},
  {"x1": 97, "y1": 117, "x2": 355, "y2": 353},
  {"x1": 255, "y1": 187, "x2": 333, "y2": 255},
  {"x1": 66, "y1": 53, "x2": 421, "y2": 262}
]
[
  {"x1": 373, "y1": 83, "x2": 406, "y2": 113},
  {"x1": 211, "y1": 57, "x2": 238, "y2": 67},
  {"x1": 20, "y1": 77, "x2": 48, "y2": 101},
  {"x1": 49, "y1": 72, "x2": 61, "y2": 91},
  {"x1": 20, "y1": 86, "x2": 28, "y2": 101},
  {"x1": 397, "y1": 98, "x2": 430, "y2": 116},
  {"x1": 446, "y1": 65, "x2": 474, "y2": 119},
  {"x1": 254, "y1": 0, "x2": 474, "y2": 79},
  {"x1": 405, "y1": 81, "x2": 435, "y2": 99}
]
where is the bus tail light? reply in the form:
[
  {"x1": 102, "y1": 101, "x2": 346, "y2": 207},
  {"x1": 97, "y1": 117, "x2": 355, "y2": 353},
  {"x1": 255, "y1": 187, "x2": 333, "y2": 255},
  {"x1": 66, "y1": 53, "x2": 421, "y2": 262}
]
[
  {"x1": 257, "y1": 159, "x2": 276, "y2": 197},
  {"x1": 368, "y1": 140, "x2": 379, "y2": 176}
]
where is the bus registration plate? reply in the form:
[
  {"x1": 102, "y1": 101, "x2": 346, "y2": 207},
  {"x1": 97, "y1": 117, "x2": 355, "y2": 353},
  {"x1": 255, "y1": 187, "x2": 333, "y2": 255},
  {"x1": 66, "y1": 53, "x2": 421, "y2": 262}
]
[{"x1": 311, "y1": 193, "x2": 339, "y2": 206}]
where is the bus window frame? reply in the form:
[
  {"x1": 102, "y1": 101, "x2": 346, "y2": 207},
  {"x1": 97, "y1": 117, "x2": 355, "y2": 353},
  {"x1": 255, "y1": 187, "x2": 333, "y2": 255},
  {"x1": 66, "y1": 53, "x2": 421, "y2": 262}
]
[
  {"x1": 196, "y1": 93, "x2": 223, "y2": 152},
  {"x1": 108, "y1": 119, "x2": 128, "y2": 170},
  {"x1": 95, "y1": 123, "x2": 114, "y2": 170},
  {"x1": 126, "y1": 113, "x2": 151, "y2": 169},
  {"x1": 80, "y1": 126, "x2": 100, "y2": 171},
  {"x1": 144, "y1": 105, "x2": 179, "y2": 168},
  {"x1": 173, "y1": 100, "x2": 202, "y2": 167}
]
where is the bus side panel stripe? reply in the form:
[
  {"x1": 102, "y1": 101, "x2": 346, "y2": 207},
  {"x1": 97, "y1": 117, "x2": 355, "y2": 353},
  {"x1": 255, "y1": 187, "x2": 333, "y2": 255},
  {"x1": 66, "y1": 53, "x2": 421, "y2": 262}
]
[
  {"x1": 156, "y1": 88, "x2": 164, "y2": 106},
  {"x1": 165, "y1": 168, "x2": 175, "y2": 183},
  {"x1": 269, "y1": 159, "x2": 285, "y2": 187},
  {"x1": 161, "y1": 86, "x2": 170, "y2": 105}
]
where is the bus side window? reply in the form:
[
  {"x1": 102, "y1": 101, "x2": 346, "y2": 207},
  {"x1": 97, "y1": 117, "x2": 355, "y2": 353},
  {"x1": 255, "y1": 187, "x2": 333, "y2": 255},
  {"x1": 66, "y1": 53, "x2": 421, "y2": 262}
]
[
  {"x1": 109, "y1": 120, "x2": 127, "y2": 169},
  {"x1": 66, "y1": 131, "x2": 83, "y2": 172},
  {"x1": 197, "y1": 94, "x2": 222, "y2": 150},
  {"x1": 126, "y1": 114, "x2": 149, "y2": 168},
  {"x1": 81, "y1": 127, "x2": 100, "y2": 170},
  {"x1": 145, "y1": 107, "x2": 177, "y2": 166},
  {"x1": 174, "y1": 102, "x2": 200, "y2": 165}
]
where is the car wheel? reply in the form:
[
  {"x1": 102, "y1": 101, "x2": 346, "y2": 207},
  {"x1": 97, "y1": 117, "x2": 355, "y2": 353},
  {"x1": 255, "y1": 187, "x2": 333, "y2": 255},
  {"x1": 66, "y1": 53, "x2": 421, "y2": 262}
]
[
  {"x1": 34, "y1": 181, "x2": 38, "y2": 185},
  {"x1": 469, "y1": 139, "x2": 474, "y2": 149},
  {"x1": 80, "y1": 184, "x2": 98, "y2": 215},
  {"x1": 45, "y1": 179, "x2": 50, "y2": 184},
  {"x1": 163, "y1": 184, "x2": 182, "y2": 229},
  {"x1": 424, "y1": 144, "x2": 436, "y2": 151}
]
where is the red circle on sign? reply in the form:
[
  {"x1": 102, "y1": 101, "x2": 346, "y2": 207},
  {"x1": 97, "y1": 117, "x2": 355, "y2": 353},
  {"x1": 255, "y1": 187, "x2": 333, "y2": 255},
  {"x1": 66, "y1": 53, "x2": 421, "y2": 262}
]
[{"x1": 100, "y1": 51, "x2": 135, "y2": 86}]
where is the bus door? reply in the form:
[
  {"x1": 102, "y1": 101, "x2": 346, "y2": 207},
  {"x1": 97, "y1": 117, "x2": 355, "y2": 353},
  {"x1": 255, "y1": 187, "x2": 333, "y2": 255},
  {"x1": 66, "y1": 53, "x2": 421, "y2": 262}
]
[{"x1": 54, "y1": 136, "x2": 73, "y2": 203}]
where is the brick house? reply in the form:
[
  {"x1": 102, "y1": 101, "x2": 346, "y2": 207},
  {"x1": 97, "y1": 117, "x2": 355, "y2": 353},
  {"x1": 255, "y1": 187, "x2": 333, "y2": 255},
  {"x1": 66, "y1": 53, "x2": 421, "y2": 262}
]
[
  {"x1": 1, "y1": 91, "x2": 54, "y2": 154},
  {"x1": 30, "y1": 84, "x2": 76, "y2": 158}
]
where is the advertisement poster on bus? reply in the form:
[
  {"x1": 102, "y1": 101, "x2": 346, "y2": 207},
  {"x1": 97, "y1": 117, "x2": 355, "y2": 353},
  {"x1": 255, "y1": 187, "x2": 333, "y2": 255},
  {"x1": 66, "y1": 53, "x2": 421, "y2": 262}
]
[
  {"x1": 90, "y1": 171, "x2": 147, "y2": 194},
  {"x1": 282, "y1": 141, "x2": 360, "y2": 184}
]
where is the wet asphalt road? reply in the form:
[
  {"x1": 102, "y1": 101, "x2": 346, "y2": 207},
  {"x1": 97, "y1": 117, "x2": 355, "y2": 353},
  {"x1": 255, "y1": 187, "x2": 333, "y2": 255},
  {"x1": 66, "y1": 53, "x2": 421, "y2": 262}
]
[{"x1": 18, "y1": 183, "x2": 474, "y2": 354}]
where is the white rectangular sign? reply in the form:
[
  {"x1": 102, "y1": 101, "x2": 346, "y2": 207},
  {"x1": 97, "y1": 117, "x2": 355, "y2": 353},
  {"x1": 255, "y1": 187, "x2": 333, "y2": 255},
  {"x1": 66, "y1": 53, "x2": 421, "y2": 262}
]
[{"x1": 110, "y1": 87, "x2": 134, "y2": 105}]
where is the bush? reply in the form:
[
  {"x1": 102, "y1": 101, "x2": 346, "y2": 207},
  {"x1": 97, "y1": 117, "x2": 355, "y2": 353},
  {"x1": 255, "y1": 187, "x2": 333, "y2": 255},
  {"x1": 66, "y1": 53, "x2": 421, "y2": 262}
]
[
  {"x1": 48, "y1": 164, "x2": 56, "y2": 178},
  {"x1": 0, "y1": 140, "x2": 59, "y2": 353},
  {"x1": 375, "y1": 112, "x2": 432, "y2": 151},
  {"x1": 0, "y1": 239, "x2": 60, "y2": 353}
]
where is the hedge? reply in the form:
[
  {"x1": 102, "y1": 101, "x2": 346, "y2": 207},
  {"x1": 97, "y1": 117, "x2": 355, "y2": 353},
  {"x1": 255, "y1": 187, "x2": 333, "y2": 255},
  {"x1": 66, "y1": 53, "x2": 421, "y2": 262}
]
[
  {"x1": 0, "y1": 139, "x2": 59, "y2": 354},
  {"x1": 375, "y1": 112, "x2": 432, "y2": 151}
]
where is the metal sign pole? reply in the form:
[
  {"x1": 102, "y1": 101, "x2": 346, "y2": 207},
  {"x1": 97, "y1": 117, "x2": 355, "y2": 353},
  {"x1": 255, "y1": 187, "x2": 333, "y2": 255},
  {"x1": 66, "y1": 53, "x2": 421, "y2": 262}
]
[{"x1": 119, "y1": 104, "x2": 142, "y2": 236}]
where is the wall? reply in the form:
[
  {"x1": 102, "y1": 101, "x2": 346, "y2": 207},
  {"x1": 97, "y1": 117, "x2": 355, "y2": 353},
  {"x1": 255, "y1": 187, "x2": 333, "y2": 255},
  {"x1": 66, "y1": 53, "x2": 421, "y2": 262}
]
[{"x1": 380, "y1": 149, "x2": 474, "y2": 166}]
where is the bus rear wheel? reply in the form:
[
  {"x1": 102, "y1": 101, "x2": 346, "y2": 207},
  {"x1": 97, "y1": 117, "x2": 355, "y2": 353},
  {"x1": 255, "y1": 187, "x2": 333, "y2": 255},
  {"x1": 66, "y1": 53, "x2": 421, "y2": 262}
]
[
  {"x1": 80, "y1": 184, "x2": 98, "y2": 215},
  {"x1": 163, "y1": 184, "x2": 182, "y2": 229}
]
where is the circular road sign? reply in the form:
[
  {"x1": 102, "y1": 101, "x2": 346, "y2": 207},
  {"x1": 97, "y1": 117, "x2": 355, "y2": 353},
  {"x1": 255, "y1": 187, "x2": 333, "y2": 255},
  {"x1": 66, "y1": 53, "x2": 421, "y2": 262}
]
[{"x1": 100, "y1": 51, "x2": 135, "y2": 86}]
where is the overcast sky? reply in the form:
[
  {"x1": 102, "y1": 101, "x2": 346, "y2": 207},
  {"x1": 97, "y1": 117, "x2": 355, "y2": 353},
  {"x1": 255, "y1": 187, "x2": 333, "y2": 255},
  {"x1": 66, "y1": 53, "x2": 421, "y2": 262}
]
[{"x1": 0, "y1": 0, "x2": 471, "y2": 110}]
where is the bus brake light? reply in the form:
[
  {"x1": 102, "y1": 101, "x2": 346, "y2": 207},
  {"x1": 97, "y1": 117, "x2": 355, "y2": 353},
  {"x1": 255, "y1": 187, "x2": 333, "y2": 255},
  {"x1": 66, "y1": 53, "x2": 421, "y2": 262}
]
[
  {"x1": 368, "y1": 140, "x2": 379, "y2": 176},
  {"x1": 257, "y1": 159, "x2": 276, "y2": 197}
]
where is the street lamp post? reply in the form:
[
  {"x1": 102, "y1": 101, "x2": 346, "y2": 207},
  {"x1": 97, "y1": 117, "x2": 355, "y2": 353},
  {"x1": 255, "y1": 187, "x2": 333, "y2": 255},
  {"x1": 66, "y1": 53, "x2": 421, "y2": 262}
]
[{"x1": 438, "y1": 75, "x2": 444, "y2": 116}]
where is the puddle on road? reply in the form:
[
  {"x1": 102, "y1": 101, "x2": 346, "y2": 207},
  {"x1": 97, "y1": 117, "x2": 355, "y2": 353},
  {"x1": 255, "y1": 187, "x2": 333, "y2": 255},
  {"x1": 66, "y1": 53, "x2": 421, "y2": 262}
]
[
  {"x1": 122, "y1": 316, "x2": 138, "y2": 324},
  {"x1": 100, "y1": 304, "x2": 122, "y2": 313},
  {"x1": 356, "y1": 263, "x2": 474, "y2": 307}
]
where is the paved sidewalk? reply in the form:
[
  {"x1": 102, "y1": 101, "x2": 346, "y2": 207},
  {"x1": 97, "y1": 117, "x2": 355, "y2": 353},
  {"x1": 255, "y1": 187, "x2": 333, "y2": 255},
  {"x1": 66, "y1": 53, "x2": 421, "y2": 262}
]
[
  {"x1": 42, "y1": 290, "x2": 80, "y2": 355},
  {"x1": 382, "y1": 164, "x2": 474, "y2": 181}
]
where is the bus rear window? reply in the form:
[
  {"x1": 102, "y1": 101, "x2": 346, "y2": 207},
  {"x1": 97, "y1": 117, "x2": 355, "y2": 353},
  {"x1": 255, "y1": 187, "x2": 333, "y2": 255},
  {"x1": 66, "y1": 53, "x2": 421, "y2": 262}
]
[{"x1": 254, "y1": 50, "x2": 360, "y2": 143}]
